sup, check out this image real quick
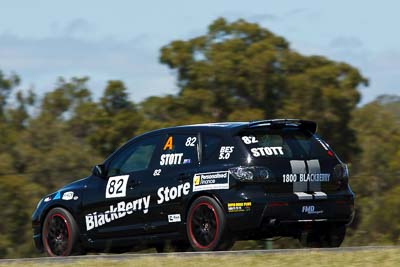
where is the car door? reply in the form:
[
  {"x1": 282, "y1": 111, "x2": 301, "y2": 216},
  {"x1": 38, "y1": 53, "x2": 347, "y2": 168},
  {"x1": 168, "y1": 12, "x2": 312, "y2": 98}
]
[
  {"x1": 143, "y1": 133, "x2": 200, "y2": 234},
  {"x1": 82, "y1": 135, "x2": 161, "y2": 240}
]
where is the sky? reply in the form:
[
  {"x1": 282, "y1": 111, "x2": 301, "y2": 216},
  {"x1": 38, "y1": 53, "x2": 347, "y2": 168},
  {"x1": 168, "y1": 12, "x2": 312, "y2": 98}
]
[{"x1": 0, "y1": 0, "x2": 399, "y2": 105}]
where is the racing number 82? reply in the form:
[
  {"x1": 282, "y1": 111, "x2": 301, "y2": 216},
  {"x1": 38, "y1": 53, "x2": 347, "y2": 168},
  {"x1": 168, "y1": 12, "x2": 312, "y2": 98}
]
[
  {"x1": 108, "y1": 179, "x2": 124, "y2": 195},
  {"x1": 105, "y1": 175, "x2": 129, "y2": 198}
]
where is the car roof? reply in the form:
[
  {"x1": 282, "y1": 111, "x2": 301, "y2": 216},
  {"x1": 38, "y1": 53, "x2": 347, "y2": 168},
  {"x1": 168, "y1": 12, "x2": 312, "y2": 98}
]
[{"x1": 139, "y1": 119, "x2": 317, "y2": 137}]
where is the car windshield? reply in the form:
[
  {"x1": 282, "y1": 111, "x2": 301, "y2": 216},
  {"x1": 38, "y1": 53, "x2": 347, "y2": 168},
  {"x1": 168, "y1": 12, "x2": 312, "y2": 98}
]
[{"x1": 239, "y1": 127, "x2": 333, "y2": 160}]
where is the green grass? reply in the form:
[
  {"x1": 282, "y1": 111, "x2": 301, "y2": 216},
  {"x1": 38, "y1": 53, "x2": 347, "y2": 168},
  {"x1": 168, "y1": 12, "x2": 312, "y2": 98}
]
[{"x1": 2, "y1": 249, "x2": 400, "y2": 267}]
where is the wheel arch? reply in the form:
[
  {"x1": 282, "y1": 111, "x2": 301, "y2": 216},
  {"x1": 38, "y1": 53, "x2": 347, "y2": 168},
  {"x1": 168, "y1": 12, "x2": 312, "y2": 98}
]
[
  {"x1": 39, "y1": 203, "x2": 82, "y2": 244},
  {"x1": 184, "y1": 192, "x2": 225, "y2": 222}
]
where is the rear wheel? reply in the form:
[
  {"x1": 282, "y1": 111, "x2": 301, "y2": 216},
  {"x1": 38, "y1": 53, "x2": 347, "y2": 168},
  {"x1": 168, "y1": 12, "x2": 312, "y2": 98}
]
[
  {"x1": 42, "y1": 207, "x2": 81, "y2": 256},
  {"x1": 300, "y1": 224, "x2": 346, "y2": 248},
  {"x1": 187, "y1": 196, "x2": 230, "y2": 251}
]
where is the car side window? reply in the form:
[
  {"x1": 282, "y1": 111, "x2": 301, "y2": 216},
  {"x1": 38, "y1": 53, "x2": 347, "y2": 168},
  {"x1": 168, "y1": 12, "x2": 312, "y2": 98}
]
[
  {"x1": 107, "y1": 135, "x2": 160, "y2": 176},
  {"x1": 202, "y1": 134, "x2": 222, "y2": 160},
  {"x1": 158, "y1": 134, "x2": 198, "y2": 167}
]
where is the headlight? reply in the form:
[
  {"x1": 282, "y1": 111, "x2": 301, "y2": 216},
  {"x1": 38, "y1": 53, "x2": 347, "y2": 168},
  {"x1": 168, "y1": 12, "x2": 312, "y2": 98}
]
[{"x1": 230, "y1": 166, "x2": 270, "y2": 182}]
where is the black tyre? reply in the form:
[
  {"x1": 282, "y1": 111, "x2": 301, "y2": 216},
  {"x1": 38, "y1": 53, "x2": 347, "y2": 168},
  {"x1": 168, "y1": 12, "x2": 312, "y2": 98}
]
[
  {"x1": 300, "y1": 224, "x2": 346, "y2": 248},
  {"x1": 186, "y1": 196, "x2": 229, "y2": 251},
  {"x1": 42, "y1": 207, "x2": 81, "y2": 256},
  {"x1": 170, "y1": 240, "x2": 190, "y2": 252},
  {"x1": 155, "y1": 242, "x2": 165, "y2": 253}
]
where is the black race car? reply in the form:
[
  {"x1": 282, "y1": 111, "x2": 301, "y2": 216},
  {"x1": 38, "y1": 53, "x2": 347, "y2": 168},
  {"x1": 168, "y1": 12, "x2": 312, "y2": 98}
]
[{"x1": 32, "y1": 119, "x2": 355, "y2": 256}]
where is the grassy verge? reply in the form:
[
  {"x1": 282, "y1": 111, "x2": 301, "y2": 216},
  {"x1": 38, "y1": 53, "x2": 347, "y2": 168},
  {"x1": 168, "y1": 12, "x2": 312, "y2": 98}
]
[{"x1": 1, "y1": 248, "x2": 400, "y2": 267}]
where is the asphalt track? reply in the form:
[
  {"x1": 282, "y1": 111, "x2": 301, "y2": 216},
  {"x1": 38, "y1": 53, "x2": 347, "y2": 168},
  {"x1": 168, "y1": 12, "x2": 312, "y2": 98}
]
[{"x1": 0, "y1": 246, "x2": 398, "y2": 264}]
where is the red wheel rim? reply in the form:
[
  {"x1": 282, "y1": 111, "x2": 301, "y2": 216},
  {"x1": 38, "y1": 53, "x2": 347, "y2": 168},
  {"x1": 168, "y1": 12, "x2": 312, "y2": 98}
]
[
  {"x1": 43, "y1": 213, "x2": 71, "y2": 256},
  {"x1": 188, "y1": 202, "x2": 219, "y2": 249}
]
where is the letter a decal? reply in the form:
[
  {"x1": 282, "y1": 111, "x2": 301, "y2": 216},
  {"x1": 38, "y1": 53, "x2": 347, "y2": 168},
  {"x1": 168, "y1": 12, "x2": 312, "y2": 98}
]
[{"x1": 163, "y1": 136, "x2": 173, "y2": 150}]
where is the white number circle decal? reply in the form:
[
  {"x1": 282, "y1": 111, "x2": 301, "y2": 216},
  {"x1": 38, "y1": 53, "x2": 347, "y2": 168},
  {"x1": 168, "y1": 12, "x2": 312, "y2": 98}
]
[{"x1": 105, "y1": 175, "x2": 129, "y2": 198}]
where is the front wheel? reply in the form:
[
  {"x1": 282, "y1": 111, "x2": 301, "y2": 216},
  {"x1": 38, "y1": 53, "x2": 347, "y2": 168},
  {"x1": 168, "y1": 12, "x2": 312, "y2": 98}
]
[
  {"x1": 187, "y1": 196, "x2": 231, "y2": 251},
  {"x1": 42, "y1": 207, "x2": 81, "y2": 256}
]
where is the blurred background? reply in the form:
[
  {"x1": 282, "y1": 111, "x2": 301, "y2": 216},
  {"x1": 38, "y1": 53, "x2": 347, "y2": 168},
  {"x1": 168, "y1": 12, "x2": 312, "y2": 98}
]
[{"x1": 0, "y1": 0, "x2": 399, "y2": 258}]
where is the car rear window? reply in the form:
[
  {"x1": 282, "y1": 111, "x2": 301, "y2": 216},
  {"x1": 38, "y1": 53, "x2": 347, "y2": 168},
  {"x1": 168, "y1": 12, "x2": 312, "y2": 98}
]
[{"x1": 239, "y1": 127, "x2": 333, "y2": 160}]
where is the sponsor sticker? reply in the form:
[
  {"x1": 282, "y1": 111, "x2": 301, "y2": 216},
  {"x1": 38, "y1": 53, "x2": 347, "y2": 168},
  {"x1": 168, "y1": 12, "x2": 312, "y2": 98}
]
[
  {"x1": 282, "y1": 173, "x2": 331, "y2": 183},
  {"x1": 62, "y1": 191, "x2": 74, "y2": 200},
  {"x1": 85, "y1": 195, "x2": 151, "y2": 231},
  {"x1": 301, "y1": 205, "x2": 323, "y2": 215},
  {"x1": 160, "y1": 153, "x2": 183, "y2": 166},
  {"x1": 219, "y1": 146, "x2": 234, "y2": 160},
  {"x1": 227, "y1": 201, "x2": 252, "y2": 213},
  {"x1": 44, "y1": 196, "x2": 52, "y2": 202},
  {"x1": 192, "y1": 171, "x2": 229, "y2": 192},
  {"x1": 168, "y1": 214, "x2": 181, "y2": 223}
]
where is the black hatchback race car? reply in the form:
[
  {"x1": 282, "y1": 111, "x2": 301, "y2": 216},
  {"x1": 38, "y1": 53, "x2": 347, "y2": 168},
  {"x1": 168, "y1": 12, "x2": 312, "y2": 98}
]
[{"x1": 32, "y1": 119, "x2": 354, "y2": 256}]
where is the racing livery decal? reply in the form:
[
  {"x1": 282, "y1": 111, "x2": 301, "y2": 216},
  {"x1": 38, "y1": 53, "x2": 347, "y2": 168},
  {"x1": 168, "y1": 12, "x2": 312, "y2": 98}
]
[
  {"x1": 157, "y1": 183, "x2": 190, "y2": 204},
  {"x1": 85, "y1": 195, "x2": 151, "y2": 231},
  {"x1": 251, "y1": 146, "x2": 284, "y2": 157},
  {"x1": 193, "y1": 171, "x2": 229, "y2": 192},
  {"x1": 219, "y1": 146, "x2": 234, "y2": 160},
  {"x1": 168, "y1": 214, "x2": 181, "y2": 223},
  {"x1": 62, "y1": 191, "x2": 74, "y2": 200},
  {"x1": 227, "y1": 201, "x2": 252, "y2": 213},
  {"x1": 160, "y1": 153, "x2": 183, "y2": 166},
  {"x1": 105, "y1": 175, "x2": 129, "y2": 199}
]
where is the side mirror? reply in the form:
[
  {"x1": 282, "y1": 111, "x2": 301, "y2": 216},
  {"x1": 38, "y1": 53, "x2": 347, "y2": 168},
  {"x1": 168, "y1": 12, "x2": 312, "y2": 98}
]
[{"x1": 92, "y1": 164, "x2": 106, "y2": 178}]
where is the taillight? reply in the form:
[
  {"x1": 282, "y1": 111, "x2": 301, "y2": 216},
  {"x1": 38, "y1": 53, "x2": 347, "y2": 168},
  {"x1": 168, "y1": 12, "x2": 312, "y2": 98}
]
[
  {"x1": 334, "y1": 163, "x2": 349, "y2": 189},
  {"x1": 229, "y1": 166, "x2": 270, "y2": 182}
]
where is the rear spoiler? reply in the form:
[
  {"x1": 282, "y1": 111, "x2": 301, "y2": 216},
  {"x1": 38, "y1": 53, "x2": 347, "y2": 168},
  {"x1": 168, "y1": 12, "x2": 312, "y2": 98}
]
[{"x1": 239, "y1": 119, "x2": 317, "y2": 134}]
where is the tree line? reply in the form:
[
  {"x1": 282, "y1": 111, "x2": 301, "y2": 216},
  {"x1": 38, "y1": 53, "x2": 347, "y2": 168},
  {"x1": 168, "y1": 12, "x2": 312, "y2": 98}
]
[{"x1": 0, "y1": 18, "x2": 399, "y2": 258}]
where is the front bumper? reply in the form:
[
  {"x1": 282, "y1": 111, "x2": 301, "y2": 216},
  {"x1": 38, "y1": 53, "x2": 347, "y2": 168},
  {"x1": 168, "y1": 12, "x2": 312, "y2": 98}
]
[{"x1": 32, "y1": 208, "x2": 44, "y2": 252}]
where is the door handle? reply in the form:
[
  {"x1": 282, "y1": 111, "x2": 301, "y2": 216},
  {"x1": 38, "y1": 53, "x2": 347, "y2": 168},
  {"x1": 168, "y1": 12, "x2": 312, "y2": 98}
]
[
  {"x1": 177, "y1": 173, "x2": 191, "y2": 183},
  {"x1": 128, "y1": 180, "x2": 142, "y2": 189}
]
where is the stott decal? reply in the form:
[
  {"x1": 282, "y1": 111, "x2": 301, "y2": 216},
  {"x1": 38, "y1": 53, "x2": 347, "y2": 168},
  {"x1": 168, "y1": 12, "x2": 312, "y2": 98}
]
[
  {"x1": 185, "y1": 137, "x2": 197, "y2": 147},
  {"x1": 168, "y1": 214, "x2": 181, "y2": 223},
  {"x1": 62, "y1": 191, "x2": 74, "y2": 201},
  {"x1": 163, "y1": 136, "x2": 173, "y2": 150},
  {"x1": 85, "y1": 195, "x2": 150, "y2": 231},
  {"x1": 219, "y1": 146, "x2": 234, "y2": 160},
  {"x1": 157, "y1": 182, "x2": 190, "y2": 204},
  {"x1": 160, "y1": 153, "x2": 183, "y2": 166},
  {"x1": 105, "y1": 175, "x2": 129, "y2": 199},
  {"x1": 251, "y1": 146, "x2": 284, "y2": 157},
  {"x1": 193, "y1": 171, "x2": 229, "y2": 192}
]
